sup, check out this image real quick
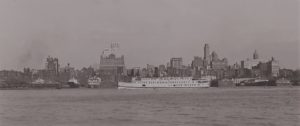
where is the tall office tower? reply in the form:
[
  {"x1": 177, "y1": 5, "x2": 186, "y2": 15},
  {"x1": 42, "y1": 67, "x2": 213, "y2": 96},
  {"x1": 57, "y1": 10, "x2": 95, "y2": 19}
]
[
  {"x1": 253, "y1": 50, "x2": 259, "y2": 60},
  {"x1": 203, "y1": 43, "x2": 211, "y2": 69},
  {"x1": 204, "y1": 43, "x2": 210, "y2": 61},
  {"x1": 99, "y1": 43, "x2": 125, "y2": 88}
]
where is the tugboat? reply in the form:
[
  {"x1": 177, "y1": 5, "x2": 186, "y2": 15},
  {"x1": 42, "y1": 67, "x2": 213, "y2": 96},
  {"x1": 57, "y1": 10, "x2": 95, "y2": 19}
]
[
  {"x1": 238, "y1": 78, "x2": 270, "y2": 86},
  {"x1": 68, "y1": 77, "x2": 80, "y2": 88}
]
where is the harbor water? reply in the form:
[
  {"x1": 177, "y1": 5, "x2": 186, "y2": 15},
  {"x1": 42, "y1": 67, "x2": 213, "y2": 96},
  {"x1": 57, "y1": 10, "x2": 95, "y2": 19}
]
[{"x1": 0, "y1": 87, "x2": 299, "y2": 126}]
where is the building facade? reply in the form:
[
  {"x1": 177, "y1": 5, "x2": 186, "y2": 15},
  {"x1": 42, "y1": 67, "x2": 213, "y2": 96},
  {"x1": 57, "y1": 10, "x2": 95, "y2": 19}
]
[
  {"x1": 191, "y1": 56, "x2": 204, "y2": 69},
  {"x1": 203, "y1": 44, "x2": 211, "y2": 69},
  {"x1": 99, "y1": 43, "x2": 125, "y2": 88},
  {"x1": 45, "y1": 56, "x2": 60, "y2": 81},
  {"x1": 170, "y1": 58, "x2": 183, "y2": 69},
  {"x1": 242, "y1": 50, "x2": 266, "y2": 69},
  {"x1": 267, "y1": 57, "x2": 280, "y2": 77},
  {"x1": 168, "y1": 58, "x2": 184, "y2": 77}
]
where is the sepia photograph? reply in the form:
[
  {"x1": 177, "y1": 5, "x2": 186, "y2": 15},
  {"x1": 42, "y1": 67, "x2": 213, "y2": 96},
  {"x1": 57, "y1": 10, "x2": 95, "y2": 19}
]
[{"x1": 0, "y1": 0, "x2": 299, "y2": 126}]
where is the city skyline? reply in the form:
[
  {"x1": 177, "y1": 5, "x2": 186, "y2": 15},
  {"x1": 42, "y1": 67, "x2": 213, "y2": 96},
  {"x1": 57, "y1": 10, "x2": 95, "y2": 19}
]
[
  {"x1": 0, "y1": 0, "x2": 299, "y2": 70},
  {"x1": 0, "y1": 42, "x2": 297, "y2": 70}
]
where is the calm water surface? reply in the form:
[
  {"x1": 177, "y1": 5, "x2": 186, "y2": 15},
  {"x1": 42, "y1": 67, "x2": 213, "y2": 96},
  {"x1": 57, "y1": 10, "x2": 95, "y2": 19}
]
[{"x1": 0, "y1": 87, "x2": 299, "y2": 126}]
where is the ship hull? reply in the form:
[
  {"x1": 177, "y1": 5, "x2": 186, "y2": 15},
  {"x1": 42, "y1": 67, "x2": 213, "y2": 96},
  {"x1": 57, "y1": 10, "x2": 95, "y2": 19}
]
[{"x1": 118, "y1": 82, "x2": 210, "y2": 89}]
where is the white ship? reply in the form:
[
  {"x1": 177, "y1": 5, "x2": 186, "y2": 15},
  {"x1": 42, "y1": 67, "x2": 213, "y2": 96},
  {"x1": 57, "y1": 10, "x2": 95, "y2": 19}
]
[
  {"x1": 276, "y1": 78, "x2": 292, "y2": 86},
  {"x1": 118, "y1": 77, "x2": 211, "y2": 89},
  {"x1": 32, "y1": 78, "x2": 45, "y2": 84}
]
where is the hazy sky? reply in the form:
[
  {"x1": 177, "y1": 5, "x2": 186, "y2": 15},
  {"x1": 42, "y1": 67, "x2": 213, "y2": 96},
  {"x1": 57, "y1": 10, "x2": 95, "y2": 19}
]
[{"x1": 0, "y1": 0, "x2": 299, "y2": 70}]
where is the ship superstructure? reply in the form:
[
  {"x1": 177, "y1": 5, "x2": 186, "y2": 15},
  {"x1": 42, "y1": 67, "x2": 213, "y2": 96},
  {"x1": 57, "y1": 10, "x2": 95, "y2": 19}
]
[{"x1": 118, "y1": 77, "x2": 211, "y2": 89}]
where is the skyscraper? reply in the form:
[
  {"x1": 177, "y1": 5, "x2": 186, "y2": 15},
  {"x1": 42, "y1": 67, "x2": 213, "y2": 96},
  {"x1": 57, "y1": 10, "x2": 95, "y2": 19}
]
[
  {"x1": 203, "y1": 43, "x2": 211, "y2": 69},
  {"x1": 99, "y1": 43, "x2": 125, "y2": 88},
  {"x1": 253, "y1": 50, "x2": 259, "y2": 59},
  {"x1": 204, "y1": 43, "x2": 210, "y2": 61}
]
